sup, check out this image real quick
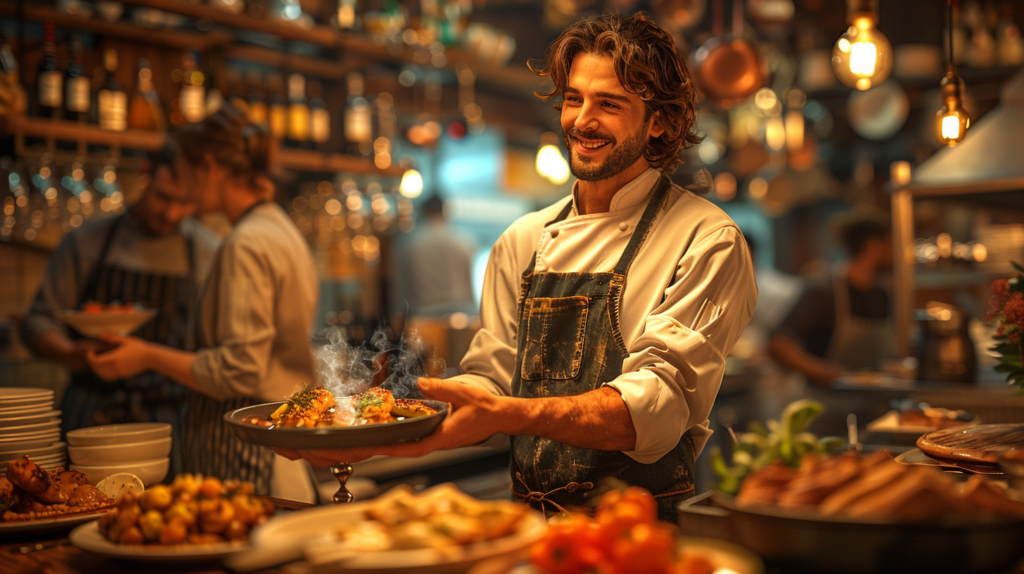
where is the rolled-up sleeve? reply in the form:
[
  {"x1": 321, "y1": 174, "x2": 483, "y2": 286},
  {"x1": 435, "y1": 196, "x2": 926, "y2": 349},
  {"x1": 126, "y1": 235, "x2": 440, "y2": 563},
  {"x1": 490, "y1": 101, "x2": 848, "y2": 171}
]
[
  {"x1": 20, "y1": 232, "x2": 84, "y2": 347},
  {"x1": 454, "y1": 233, "x2": 519, "y2": 397},
  {"x1": 606, "y1": 225, "x2": 757, "y2": 463},
  {"x1": 191, "y1": 242, "x2": 275, "y2": 401}
]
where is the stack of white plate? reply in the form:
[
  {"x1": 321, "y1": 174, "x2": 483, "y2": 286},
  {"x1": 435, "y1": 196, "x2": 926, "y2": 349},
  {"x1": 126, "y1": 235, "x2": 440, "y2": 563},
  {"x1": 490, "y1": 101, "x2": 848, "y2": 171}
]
[
  {"x1": 0, "y1": 388, "x2": 65, "y2": 469},
  {"x1": 68, "y1": 423, "x2": 171, "y2": 486}
]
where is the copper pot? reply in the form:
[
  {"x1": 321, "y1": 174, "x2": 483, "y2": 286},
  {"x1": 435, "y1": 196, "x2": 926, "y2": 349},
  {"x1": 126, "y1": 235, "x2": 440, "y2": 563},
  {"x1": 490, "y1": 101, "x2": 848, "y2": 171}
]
[{"x1": 692, "y1": 0, "x2": 766, "y2": 108}]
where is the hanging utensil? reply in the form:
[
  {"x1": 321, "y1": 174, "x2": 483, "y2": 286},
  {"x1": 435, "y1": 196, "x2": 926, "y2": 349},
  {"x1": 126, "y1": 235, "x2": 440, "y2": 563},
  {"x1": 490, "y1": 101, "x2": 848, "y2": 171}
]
[{"x1": 692, "y1": 0, "x2": 766, "y2": 108}]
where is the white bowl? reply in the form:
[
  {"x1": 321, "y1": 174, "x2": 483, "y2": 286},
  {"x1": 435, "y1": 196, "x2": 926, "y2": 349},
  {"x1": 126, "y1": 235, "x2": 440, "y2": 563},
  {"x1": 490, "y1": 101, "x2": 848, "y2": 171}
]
[
  {"x1": 68, "y1": 437, "x2": 171, "y2": 466},
  {"x1": 70, "y1": 458, "x2": 169, "y2": 486},
  {"x1": 57, "y1": 309, "x2": 156, "y2": 337},
  {"x1": 67, "y1": 423, "x2": 170, "y2": 447}
]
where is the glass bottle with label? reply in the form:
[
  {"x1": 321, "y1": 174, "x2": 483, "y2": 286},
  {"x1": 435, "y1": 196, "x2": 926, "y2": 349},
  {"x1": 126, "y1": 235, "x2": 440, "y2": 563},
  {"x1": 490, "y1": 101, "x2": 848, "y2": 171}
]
[
  {"x1": 286, "y1": 73, "x2": 310, "y2": 146},
  {"x1": 246, "y1": 69, "x2": 268, "y2": 125},
  {"x1": 343, "y1": 72, "x2": 372, "y2": 154},
  {"x1": 36, "y1": 21, "x2": 62, "y2": 118},
  {"x1": 309, "y1": 79, "x2": 330, "y2": 150},
  {"x1": 64, "y1": 35, "x2": 90, "y2": 121},
  {"x1": 98, "y1": 49, "x2": 127, "y2": 131},
  {"x1": 267, "y1": 72, "x2": 287, "y2": 140},
  {"x1": 128, "y1": 58, "x2": 166, "y2": 131},
  {"x1": 178, "y1": 53, "x2": 206, "y2": 124}
]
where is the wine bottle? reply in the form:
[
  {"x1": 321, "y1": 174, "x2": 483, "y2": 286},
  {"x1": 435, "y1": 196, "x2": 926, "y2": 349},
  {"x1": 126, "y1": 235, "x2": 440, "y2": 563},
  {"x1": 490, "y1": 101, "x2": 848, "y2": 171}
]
[
  {"x1": 267, "y1": 72, "x2": 287, "y2": 140},
  {"x1": 64, "y1": 35, "x2": 90, "y2": 121},
  {"x1": 128, "y1": 58, "x2": 166, "y2": 131},
  {"x1": 36, "y1": 21, "x2": 62, "y2": 118},
  {"x1": 97, "y1": 49, "x2": 127, "y2": 131},
  {"x1": 246, "y1": 69, "x2": 267, "y2": 124},
  {"x1": 177, "y1": 53, "x2": 206, "y2": 124},
  {"x1": 286, "y1": 73, "x2": 310, "y2": 146},
  {"x1": 309, "y1": 79, "x2": 330, "y2": 149},
  {"x1": 344, "y1": 72, "x2": 372, "y2": 154}
]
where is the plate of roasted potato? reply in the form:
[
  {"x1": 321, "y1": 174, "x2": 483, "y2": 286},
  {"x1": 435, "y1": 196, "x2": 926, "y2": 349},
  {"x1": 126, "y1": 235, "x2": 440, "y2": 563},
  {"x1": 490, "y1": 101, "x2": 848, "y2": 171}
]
[{"x1": 69, "y1": 474, "x2": 274, "y2": 562}]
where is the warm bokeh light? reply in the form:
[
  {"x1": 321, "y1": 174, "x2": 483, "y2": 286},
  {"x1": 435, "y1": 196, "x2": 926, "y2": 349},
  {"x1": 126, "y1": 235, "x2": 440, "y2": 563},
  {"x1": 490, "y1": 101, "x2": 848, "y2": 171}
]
[
  {"x1": 832, "y1": 17, "x2": 893, "y2": 91},
  {"x1": 400, "y1": 169, "x2": 424, "y2": 198},
  {"x1": 535, "y1": 144, "x2": 571, "y2": 185}
]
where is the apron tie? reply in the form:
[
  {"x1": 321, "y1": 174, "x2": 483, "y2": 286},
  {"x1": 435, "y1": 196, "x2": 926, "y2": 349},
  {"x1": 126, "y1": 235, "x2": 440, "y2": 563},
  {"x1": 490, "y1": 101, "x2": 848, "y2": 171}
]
[{"x1": 511, "y1": 472, "x2": 594, "y2": 515}]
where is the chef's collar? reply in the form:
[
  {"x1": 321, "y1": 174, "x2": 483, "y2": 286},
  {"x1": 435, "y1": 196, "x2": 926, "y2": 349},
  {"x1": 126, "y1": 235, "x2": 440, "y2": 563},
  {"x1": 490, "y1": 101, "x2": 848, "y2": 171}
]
[{"x1": 568, "y1": 168, "x2": 714, "y2": 216}]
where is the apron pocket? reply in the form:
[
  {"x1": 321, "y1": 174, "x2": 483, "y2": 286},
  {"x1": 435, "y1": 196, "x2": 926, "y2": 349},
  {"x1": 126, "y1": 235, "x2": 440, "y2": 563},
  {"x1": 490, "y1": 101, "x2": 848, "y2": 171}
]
[{"x1": 521, "y1": 296, "x2": 589, "y2": 381}]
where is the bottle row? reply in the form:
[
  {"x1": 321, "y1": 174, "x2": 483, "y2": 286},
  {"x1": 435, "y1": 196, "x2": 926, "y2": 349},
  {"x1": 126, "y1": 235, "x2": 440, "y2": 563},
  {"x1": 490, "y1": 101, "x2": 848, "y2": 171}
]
[{"x1": 20, "y1": 21, "x2": 382, "y2": 152}]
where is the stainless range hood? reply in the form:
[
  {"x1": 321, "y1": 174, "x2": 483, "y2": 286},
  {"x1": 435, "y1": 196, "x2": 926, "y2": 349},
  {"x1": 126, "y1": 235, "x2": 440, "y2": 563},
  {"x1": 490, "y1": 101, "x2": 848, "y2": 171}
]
[{"x1": 909, "y1": 69, "x2": 1024, "y2": 201}]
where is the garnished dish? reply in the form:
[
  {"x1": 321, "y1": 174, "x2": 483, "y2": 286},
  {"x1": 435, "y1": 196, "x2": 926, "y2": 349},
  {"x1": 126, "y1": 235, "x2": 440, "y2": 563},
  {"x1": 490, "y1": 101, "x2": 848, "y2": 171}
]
[
  {"x1": 735, "y1": 450, "x2": 1024, "y2": 521},
  {"x1": 2, "y1": 455, "x2": 113, "y2": 522},
  {"x1": 79, "y1": 301, "x2": 147, "y2": 314},
  {"x1": 97, "y1": 474, "x2": 274, "y2": 545},
  {"x1": 248, "y1": 483, "x2": 547, "y2": 572},
  {"x1": 58, "y1": 302, "x2": 157, "y2": 337},
  {"x1": 241, "y1": 387, "x2": 437, "y2": 429}
]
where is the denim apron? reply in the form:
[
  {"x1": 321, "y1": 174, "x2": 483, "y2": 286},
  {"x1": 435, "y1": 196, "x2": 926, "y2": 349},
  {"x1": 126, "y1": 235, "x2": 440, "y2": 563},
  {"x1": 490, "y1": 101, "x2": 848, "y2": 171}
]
[
  {"x1": 64, "y1": 213, "x2": 197, "y2": 479},
  {"x1": 510, "y1": 175, "x2": 696, "y2": 521}
]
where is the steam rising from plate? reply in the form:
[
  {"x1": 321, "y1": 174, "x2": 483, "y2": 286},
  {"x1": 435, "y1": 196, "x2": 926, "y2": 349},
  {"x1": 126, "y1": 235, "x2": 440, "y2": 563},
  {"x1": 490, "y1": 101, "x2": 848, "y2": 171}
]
[{"x1": 313, "y1": 327, "x2": 441, "y2": 399}]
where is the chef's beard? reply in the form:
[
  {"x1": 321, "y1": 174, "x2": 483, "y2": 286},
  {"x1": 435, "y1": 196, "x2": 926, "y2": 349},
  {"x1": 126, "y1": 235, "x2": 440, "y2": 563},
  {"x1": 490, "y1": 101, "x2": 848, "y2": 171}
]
[{"x1": 564, "y1": 124, "x2": 648, "y2": 182}]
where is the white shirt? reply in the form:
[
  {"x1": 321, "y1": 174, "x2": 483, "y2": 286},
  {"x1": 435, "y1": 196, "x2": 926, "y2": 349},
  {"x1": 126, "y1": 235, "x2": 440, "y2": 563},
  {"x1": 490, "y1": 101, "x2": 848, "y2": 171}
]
[
  {"x1": 192, "y1": 203, "x2": 319, "y2": 402},
  {"x1": 453, "y1": 169, "x2": 757, "y2": 463}
]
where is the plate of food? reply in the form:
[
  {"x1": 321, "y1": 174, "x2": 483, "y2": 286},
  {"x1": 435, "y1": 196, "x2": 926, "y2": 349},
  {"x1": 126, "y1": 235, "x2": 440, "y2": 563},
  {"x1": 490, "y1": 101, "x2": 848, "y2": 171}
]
[
  {"x1": 224, "y1": 387, "x2": 448, "y2": 450},
  {"x1": 69, "y1": 473, "x2": 274, "y2": 562},
  {"x1": 867, "y1": 407, "x2": 979, "y2": 437},
  {"x1": 1, "y1": 456, "x2": 115, "y2": 535},
  {"x1": 58, "y1": 302, "x2": 157, "y2": 338},
  {"x1": 917, "y1": 424, "x2": 1024, "y2": 465},
  {"x1": 238, "y1": 483, "x2": 546, "y2": 573},
  {"x1": 711, "y1": 451, "x2": 1024, "y2": 573}
]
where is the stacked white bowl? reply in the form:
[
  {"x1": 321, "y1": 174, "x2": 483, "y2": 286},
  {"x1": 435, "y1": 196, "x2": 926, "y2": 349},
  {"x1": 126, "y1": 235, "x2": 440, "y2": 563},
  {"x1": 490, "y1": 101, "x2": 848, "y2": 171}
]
[
  {"x1": 67, "y1": 423, "x2": 171, "y2": 486},
  {"x1": 0, "y1": 387, "x2": 65, "y2": 469}
]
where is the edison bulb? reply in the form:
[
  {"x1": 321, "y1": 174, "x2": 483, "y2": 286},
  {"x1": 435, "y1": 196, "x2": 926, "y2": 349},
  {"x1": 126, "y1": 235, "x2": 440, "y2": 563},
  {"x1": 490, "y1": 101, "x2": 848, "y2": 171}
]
[
  {"x1": 936, "y1": 72, "x2": 970, "y2": 146},
  {"x1": 832, "y1": 17, "x2": 893, "y2": 91}
]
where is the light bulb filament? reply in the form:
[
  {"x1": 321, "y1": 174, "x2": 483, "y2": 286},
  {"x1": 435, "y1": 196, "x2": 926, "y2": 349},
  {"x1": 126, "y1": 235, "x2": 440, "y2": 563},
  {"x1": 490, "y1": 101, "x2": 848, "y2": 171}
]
[
  {"x1": 850, "y1": 42, "x2": 878, "y2": 77},
  {"x1": 941, "y1": 114, "x2": 961, "y2": 140}
]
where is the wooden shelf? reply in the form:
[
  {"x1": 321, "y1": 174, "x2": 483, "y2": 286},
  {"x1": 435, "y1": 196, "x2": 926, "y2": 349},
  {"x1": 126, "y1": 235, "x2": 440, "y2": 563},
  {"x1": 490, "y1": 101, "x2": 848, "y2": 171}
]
[
  {"x1": 115, "y1": 0, "x2": 339, "y2": 47},
  {"x1": 0, "y1": 4, "x2": 224, "y2": 51},
  {"x1": 2, "y1": 115, "x2": 403, "y2": 176}
]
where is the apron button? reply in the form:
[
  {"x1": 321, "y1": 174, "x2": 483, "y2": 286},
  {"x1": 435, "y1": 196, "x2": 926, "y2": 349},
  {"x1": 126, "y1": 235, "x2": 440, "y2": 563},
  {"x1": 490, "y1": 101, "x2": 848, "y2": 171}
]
[
  {"x1": 619, "y1": 222, "x2": 629, "y2": 232},
  {"x1": 549, "y1": 229, "x2": 559, "y2": 238}
]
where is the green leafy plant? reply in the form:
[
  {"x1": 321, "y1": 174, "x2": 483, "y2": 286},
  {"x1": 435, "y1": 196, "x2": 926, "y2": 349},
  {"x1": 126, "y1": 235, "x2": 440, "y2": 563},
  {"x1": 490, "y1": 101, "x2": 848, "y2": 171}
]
[
  {"x1": 710, "y1": 399, "x2": 844, "y2": 495},
  {"x1": 988, "y1": 262, "x2": 1024, "y2": 389}
]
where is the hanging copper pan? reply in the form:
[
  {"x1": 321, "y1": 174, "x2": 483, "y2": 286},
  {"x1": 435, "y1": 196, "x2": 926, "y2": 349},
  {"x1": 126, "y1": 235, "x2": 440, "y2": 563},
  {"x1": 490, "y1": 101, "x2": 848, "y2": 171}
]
[{"x1": 692, "y1": 0, "x2": 766, "y2": 109}]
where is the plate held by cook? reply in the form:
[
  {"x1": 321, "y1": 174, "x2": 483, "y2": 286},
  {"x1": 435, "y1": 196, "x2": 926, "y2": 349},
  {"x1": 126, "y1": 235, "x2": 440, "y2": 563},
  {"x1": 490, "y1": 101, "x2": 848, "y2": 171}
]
[
  {"x1": 224, "y1": 400, "x2": 448, "y2": 450},
  {"x1": 57, "y1": 309, "x2": 157, "y2": 338}
]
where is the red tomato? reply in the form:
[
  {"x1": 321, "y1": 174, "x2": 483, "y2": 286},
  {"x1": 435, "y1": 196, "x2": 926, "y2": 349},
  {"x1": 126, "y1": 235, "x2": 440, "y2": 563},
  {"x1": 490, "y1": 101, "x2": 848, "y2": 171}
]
[
  {"x1": 531, "y1": 523, "x2": 590, "y2": 574},
  {"x1": 82, "y1": 302, "x2": 103, "y2": 314},
  {"x1": 610, "y1": 523, "x2": 676, "y2": 574}
]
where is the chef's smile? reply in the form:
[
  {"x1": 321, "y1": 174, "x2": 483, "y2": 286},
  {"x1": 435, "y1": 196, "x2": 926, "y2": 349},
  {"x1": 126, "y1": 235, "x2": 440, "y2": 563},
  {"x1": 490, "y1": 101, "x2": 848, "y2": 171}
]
[{"x1": 572, "y1": 131, "x2": 615, "y2": 157}]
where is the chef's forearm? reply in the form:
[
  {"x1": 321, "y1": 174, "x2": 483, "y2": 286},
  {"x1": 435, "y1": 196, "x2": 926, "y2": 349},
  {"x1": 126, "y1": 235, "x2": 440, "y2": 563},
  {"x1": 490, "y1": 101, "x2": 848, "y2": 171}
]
[
  {"x1": 31, "y1": 330, "x2": 82, "y2": 370},
  {"x1": 143, "y1": 343, "x2": 200, "y2": 392},
  {"x1": 502, "y1": 386, "x2": 638, "y2": 451},
  {"x1": 768, "y1": 333, "x2": 844, "y2": 386}
]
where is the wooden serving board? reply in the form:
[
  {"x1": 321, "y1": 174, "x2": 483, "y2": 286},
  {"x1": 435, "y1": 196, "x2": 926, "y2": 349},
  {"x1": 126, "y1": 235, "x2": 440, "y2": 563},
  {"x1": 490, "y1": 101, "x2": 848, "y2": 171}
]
[{"x1": 917, "y1": 424, "x2": 1024, "y2": 464}]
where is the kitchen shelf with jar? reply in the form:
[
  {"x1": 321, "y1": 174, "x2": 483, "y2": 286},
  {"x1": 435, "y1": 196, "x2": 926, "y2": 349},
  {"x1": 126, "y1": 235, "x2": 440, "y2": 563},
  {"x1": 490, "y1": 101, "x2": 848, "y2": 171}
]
[{"x1": 1, "y1": 114, "x2": 404, "y2": 176}]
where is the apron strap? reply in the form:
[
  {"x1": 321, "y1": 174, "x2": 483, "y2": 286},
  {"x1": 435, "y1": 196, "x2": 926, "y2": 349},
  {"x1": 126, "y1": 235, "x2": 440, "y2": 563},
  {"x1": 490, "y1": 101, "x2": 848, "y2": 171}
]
[
  {"x1": 611, "y1": 175, "x2": 672, "y2": 277},
  {"x1": 78, "y1": 213, "x2": 124, "y2": 303}
]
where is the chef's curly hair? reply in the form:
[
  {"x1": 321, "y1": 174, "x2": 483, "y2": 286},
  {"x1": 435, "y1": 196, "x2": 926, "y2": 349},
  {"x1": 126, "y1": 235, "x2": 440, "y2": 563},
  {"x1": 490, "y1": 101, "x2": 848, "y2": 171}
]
[
  {"x1": 177, "y1": 103, "x2": 277, "y2": 199},
  {"x1": 530, "y1": 12, "x2": 701, "y2": 174}
]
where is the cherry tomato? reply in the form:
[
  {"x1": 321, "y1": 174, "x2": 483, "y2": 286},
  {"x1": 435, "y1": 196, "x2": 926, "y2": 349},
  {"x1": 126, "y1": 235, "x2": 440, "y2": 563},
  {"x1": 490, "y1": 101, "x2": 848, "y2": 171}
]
[
  {"x1": 530, "y1": 522, "x2": 592, "y2": 574},
  {"x1": 610, "y1": 523, "x2": 676, "y2": 574}
]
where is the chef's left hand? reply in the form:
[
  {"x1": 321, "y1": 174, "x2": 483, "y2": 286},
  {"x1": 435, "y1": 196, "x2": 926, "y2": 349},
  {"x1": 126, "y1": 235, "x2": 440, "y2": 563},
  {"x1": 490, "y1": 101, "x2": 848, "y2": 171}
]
[
  {"x1": 276, "y1": 378, "x2": 505, "y2": 467},
  {"x1": 86, "y1": 334, "x2": 152, "y2": 381}
]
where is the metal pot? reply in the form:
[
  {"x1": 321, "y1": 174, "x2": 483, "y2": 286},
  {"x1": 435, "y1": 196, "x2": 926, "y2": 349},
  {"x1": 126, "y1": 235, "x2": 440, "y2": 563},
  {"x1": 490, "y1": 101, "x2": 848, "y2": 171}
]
[
  {"x1": 915, "y1": 302, "x2": 977, "y2": 383},
  {"x1": 692, "y1": 0, "x2": 766, "y2": 108}
]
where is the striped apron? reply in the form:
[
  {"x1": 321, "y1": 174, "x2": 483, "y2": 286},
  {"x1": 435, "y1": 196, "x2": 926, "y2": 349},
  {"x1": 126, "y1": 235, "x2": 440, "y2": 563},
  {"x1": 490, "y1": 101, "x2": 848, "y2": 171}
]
[{"x1": 64, "y1": 213, "x2": 198, "y2": 480}]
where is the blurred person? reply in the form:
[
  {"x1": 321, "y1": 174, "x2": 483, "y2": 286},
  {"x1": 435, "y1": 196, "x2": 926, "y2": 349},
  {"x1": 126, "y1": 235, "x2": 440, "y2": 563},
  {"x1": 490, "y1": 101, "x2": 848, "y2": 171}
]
[
  {"x1": 391, "y1": 195, "x2": 477, "y2": 318},
  {"x1": 768, "y1": 215, "x2": 893, "y2": 387},
  {"x1": 19, "y1": 148, "x2": 220, "y2": 478},
  {"x1": 86, "y1": 104, "x2": 319, "y2": 498}
]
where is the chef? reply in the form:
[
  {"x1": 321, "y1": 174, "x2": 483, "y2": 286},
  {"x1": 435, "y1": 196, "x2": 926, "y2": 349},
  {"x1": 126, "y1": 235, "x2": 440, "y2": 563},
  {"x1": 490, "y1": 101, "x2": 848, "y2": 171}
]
[
  {"x1": 282, "y1": 13, "x2": 757, "y2": 519},
  {"x1": 20, "y1": 149, "x2": 219, "y2": 478}
]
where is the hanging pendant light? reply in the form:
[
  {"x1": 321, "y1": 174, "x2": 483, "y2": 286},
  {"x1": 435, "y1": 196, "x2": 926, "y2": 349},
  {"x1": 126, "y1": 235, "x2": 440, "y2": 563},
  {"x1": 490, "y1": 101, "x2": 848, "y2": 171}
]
[
  {"x1": 831, "y1": 0, "x2": 893, "y2": 91},
  {"x1": 937, "y1": 0, "x2": 970, "y2": 146}
]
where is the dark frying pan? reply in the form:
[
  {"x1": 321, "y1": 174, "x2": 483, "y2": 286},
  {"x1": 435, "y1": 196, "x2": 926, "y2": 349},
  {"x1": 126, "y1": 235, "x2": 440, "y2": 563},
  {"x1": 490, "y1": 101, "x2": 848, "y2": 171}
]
[
  {"x1": 691, "y1": 0, "x2": 765, "y2": 108},
  {"x1": 696, "y1": 492, "x2": 1024, "y2": 573},
  {"x1": 223, "y1": 400, "x2": 448, "y2": 450}
]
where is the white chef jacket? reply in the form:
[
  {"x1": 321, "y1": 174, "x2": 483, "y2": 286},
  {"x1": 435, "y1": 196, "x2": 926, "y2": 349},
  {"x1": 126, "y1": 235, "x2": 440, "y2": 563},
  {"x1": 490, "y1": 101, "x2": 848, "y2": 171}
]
[{"x1": 453, "y1": 168, "x2": 757, "y2": 463}]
